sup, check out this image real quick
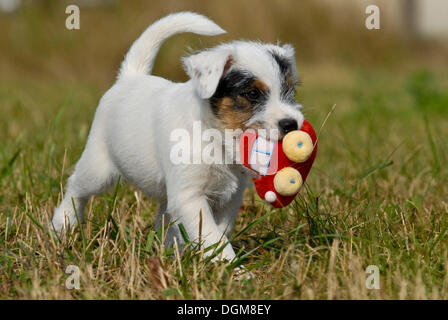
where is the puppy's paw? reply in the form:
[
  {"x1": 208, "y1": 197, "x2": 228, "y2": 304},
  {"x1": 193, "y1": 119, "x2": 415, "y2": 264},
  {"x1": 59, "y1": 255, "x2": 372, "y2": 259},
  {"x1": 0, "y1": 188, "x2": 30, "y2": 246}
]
[
  {"x1": 232, "y1": 266, "x2": 255, "y2": 280},
  {"x1": 50, "y1": 209, "x2": 65, "y2": 235},
  {"x1": 50, "y1": 206, "x2": 75, "y2": 240},
  {"x1": 48, "y1": 220, "x2": 63, "y2": 240}
]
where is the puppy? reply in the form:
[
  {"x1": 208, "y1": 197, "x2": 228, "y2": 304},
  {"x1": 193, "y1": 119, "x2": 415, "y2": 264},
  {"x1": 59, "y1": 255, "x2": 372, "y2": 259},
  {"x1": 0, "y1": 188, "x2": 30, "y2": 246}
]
[{"x1": 52, "y1": 12, "x2": 304, "y2": 262}]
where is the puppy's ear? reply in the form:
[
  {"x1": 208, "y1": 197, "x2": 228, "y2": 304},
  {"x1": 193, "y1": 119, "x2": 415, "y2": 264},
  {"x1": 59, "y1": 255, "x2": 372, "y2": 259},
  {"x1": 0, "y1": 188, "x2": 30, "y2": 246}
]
[
  {"x1": 281, "y1": 43, "x2": 295, "y2": 59},
  {"x1": 281, "y1": 43, "x2": 298, "y2": 79},
  {"x1": 183, "y1": 50, "x2": 233, "y2": 99}
]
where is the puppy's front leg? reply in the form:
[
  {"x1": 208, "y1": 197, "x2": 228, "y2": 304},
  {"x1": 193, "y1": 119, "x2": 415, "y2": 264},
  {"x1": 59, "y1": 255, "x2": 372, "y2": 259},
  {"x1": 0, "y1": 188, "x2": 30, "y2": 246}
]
[
  {"x1": 215, "y1": 173, "x2": 247, "y2": 238},
  {"x1": 167, "y1": 193, "x2": 236, "y2": 262}
]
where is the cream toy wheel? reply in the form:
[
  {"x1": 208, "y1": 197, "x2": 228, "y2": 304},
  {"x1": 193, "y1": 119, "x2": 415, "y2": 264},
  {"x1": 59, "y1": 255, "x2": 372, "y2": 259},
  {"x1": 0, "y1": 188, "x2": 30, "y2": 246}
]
[
  {"x1": 283, "y1": 130, "x2": 314, "y2": 163},
  {"x1": 264, "y1": 191, "x2": 277, "y2": 203},
  {"x1": 273, "y1": 167, "x2": 303, "y2": 196}
]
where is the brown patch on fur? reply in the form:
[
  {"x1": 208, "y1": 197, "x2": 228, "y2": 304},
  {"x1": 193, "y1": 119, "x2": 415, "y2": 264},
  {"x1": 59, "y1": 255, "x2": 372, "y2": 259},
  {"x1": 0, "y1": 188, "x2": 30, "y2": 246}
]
[
  {"x1": 214, "y1": 96, "x2": 255, "y2": 130},
  {"x1": 285, "y1": 75, "x2": 294, "y2": 89},
  {"x1": 253, "y1": 79, "x2": 269, "y2": 93}
]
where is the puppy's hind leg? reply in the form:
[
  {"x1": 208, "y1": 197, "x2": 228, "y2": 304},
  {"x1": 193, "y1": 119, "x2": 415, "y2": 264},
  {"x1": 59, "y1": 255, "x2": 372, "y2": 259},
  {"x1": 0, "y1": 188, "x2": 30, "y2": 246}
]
[{"x1": 52, "y1": 136, "x2": 118, "y2": 235}]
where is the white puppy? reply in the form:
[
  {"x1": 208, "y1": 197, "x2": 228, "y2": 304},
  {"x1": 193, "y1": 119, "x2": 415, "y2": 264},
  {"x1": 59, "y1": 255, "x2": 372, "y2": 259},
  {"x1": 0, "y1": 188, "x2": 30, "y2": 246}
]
[{"x1": 52, "y1": 12, "x2": 304, "y2": 262}]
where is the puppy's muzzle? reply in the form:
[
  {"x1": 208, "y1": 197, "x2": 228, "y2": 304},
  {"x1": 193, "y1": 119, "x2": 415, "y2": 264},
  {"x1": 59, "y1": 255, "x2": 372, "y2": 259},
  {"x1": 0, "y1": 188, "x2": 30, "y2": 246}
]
[{"x1": 278, "y1": 118, "x2": 298, "y2": 135}]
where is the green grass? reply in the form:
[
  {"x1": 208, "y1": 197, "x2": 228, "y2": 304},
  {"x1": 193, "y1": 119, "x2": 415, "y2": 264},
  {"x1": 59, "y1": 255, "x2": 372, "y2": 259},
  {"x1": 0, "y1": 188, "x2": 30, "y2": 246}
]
[
  {"x1": 1, "y1": 65, "x2": 447, "y2": 299},
  {"x1": 1, "y1": 1, "x2": 448, "y2": 300}
]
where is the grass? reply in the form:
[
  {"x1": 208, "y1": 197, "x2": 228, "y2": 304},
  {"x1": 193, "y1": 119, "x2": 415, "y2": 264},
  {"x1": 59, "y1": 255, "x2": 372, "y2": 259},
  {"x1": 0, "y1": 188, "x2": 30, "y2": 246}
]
[{"x1": 1, "y1": 0, "x2": 448, "y2": 300}]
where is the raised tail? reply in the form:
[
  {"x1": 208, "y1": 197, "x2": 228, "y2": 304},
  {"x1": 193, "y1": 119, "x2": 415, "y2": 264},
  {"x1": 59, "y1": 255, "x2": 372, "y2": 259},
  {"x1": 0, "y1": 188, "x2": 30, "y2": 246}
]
[{"x1": 118, "y1": 12, "x2": 226, "y2": 79}]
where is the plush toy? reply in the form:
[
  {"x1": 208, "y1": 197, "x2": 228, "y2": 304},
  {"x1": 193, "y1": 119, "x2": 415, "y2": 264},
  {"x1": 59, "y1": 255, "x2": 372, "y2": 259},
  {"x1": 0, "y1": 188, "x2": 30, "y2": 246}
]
[{"x1": 239, "y1": 120, "x2": 317, "y2": 208}]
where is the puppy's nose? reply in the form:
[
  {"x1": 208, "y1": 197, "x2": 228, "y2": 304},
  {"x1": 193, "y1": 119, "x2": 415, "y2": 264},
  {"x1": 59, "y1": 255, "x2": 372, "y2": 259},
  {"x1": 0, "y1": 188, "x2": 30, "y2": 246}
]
[{"x1": 278, "y1": 118, "x2": 298, "y2": 135}]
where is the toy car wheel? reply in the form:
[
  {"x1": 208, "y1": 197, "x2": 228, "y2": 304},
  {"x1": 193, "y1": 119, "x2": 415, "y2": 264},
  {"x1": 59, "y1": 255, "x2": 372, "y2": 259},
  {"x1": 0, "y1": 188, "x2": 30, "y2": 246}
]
[
  {"x1": 273, "y1": 167, "x2": 303, "y2": 196},
  {"x1": 264, "y1": 191, "x2": 277, "y2": 203},
  {"x1": 283, "y1": 130, "x2": 314, "y2": 163}
]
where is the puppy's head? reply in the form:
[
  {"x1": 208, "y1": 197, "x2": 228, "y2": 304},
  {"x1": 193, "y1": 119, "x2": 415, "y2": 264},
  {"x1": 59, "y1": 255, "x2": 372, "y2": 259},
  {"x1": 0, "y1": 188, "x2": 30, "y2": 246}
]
[{"x1": 183, "y1": 41, "x2": 304, "y2": 140}]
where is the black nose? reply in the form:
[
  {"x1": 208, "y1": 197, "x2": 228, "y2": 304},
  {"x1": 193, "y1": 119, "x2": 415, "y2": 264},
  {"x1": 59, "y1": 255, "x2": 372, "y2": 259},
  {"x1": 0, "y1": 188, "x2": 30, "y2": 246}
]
[{"x1": 278, "y1": 118, "x2": 298, "y2": 134}]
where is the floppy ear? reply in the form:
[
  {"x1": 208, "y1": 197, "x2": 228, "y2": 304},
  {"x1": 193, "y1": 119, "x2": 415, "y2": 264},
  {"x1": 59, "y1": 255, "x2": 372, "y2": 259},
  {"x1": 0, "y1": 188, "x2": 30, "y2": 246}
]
[
  {"x1": 183, "y1": 50, "x2": 233, "y2": 99},
  {"x1": 281, "y1": 44, "x2": 298, "y2": 79},
  {"x1": 281, "y1": 43, "x2": 295, "y2": 59}
]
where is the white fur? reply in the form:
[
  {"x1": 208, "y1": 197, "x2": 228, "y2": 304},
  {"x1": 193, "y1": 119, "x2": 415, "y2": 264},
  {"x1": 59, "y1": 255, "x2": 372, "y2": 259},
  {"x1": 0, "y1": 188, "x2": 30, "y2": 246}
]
[
  {"x1": 119, "y1": 12, "x2": 226, "y2": 77},
  {"x1": 52, "y1": 12, "x2": 304, "y2": 263}
]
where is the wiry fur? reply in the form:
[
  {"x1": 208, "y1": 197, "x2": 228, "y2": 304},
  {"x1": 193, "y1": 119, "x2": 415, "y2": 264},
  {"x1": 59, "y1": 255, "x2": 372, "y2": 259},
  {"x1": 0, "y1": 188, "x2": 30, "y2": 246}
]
[{"x1": 52, "y1": 12, "x2": 304, "y2": 263}]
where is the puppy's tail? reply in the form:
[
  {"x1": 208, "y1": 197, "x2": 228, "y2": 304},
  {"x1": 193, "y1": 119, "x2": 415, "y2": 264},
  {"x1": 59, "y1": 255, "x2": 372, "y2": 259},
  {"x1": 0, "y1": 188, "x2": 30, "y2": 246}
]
[{"x1": 118, "y1": 12, "x2": 226, "y2": 79}]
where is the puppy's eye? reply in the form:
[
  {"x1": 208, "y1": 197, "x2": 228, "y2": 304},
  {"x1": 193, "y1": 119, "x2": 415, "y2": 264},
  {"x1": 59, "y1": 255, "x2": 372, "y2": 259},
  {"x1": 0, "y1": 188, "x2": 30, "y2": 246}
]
[{"x1": 243, "y1": 89, "x2": 261, "y2": 101}]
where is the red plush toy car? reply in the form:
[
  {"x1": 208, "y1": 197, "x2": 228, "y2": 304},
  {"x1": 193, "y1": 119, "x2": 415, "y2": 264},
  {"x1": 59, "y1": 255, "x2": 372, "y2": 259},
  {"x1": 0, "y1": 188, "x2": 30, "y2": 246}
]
[{"x1": 239, "y1": 120, "x2": 317, "y2": 208}]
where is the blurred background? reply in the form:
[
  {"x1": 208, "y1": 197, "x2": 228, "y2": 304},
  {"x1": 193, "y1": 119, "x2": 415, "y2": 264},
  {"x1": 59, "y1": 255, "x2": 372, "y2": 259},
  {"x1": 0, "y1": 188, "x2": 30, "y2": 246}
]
[
  {"x1": 1, "y1": 0, "x2": 448, "y2": 84},
  {"x1": 0, "y1": 0, "x2": 447, "y2": 211},
  {"x1": 1, "y1": 0, "x2": 448, "y2": 80},
  {"x1": 1, "y1": 0, "x2": 448, "y2": 300}
]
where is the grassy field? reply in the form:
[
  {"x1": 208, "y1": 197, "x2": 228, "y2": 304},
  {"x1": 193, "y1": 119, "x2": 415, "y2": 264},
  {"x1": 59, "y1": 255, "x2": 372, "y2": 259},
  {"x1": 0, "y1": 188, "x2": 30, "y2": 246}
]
[{"x1": 1, "y1": 1, "x2": 448, "y2": 299}]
